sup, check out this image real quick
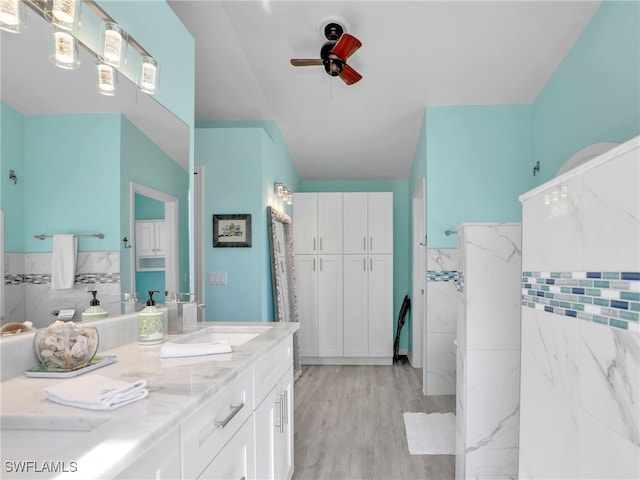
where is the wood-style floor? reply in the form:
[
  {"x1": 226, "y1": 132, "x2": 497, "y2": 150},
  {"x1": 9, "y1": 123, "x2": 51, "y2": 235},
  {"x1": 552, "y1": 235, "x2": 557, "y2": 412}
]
[{"x1": 292, "y1": 362, "x2": 455, "y2": 480}]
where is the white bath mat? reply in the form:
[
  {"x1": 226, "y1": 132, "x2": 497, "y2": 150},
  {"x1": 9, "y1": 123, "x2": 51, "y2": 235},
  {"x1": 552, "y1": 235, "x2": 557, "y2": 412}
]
[{"x1": 403, "y1": 412, "x2": 456, "y2": 455}]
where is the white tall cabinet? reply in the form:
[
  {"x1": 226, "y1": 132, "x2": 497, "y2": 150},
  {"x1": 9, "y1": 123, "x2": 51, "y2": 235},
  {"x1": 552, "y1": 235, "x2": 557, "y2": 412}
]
[
  {"x1": 294, "y1": 192, "x2": 393, "y2": 365},
  {"x1": 293, "y1": 193, "x2": 344, "y2": 358}
]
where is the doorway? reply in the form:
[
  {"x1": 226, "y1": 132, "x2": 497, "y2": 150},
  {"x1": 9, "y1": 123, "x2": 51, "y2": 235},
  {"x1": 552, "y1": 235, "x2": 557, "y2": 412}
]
[
  {"x1": 129, "y1": 183, "x2": 179, "y2": 301},
  {"x1": 411, "y1": 178, "x2": 426, "y2": 377}
]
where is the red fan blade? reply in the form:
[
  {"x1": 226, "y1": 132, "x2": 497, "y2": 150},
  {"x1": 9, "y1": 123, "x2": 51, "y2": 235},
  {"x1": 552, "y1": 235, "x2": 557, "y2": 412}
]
[
  {"x1": 331, "y1": 33, "x2": 362, "y2": 61},
  {"x1": 291, "y1": 59, "x2": 323, "y2": 66},
  {"x1": 339, "y1": 64, "x2": 362, "y2": 85}
]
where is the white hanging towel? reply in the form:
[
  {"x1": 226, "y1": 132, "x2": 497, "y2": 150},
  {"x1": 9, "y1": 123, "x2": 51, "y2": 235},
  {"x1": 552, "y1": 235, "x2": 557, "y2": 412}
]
[{"x1": 51, "y1": 234, "x2": 77, "y2": 290}]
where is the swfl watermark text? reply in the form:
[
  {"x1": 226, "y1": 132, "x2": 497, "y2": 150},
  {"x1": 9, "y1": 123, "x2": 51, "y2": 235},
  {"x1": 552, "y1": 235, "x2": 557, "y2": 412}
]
[{"x1": 4, "y1": 460, "x2": 78, "y2": 473}]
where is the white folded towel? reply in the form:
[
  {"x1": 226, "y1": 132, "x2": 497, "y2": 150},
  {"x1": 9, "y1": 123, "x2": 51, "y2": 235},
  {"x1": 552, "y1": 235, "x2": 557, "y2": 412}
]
[
  {"x1": 51, "y1": 234, "x2": 77, "y2": 290},
  {"x1": 160, "y1": 342, "x2": 232, "y2": 358},
  {"x1": 43, "y1": 374, "x2": 148, "y2": 411}
]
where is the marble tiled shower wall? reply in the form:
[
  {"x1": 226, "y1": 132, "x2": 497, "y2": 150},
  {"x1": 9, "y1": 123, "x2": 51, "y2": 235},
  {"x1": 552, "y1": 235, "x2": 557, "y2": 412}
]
[
  {"x1": 426, "y1": 248, "x2": 458, "y2": 395},
  {"x1": 519, "y1": 137, "x2": 639, "y2": 479},
  {"x1": 4, "y1": 251, "x2": 121, "y2": 328},
  {"x1": 456, "y1": 223, "x2": 522, "y2": 480}
]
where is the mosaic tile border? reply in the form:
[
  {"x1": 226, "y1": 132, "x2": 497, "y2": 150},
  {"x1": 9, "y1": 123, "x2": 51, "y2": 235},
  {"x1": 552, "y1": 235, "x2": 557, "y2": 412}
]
[
  {"x1": 522, "y1": 271, "x2": 640, "y2": 333},
  {"x1": 4, "y1": 273, "x2": 120, "y2": 285},
  {"x1": 427, "y1": 270, "x2": 460, "y2": 282}
]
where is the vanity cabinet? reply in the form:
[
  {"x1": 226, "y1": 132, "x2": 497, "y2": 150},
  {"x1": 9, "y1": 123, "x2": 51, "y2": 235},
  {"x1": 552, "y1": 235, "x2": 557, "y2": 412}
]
[
  {"x1": 181, "y1": 367, "x2": 254, "y2": 479},
  {"x1": 255, "y1": 367, "x2": 294, "y2": 480},
  {"x1": 135, "y1": 220, "x2": 167, "y2": 271},
  {"x1": 114, "y1": 427, "x2": 181, "y2": 480},
  {"x1": 198, "y1": 416, "x2": 255, "y2": 480},
  {"x1": 255, "y1": 338, "x2": 295, "y2": 480},
  {"x1": 292, "y1": 193, "x2": 342, "y2": 254}
]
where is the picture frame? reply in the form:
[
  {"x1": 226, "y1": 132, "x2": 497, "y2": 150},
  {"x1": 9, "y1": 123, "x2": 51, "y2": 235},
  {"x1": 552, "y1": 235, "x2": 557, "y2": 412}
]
[{"x1": 213, "y1": 214, "x2": 252, "y2": 247}]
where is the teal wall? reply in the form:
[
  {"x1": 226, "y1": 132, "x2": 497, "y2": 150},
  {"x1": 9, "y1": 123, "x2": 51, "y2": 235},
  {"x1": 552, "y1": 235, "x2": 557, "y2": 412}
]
[
  {"x1": 195, "y1": 122, "x2": 300, "y2": 322},
  {"x1": 120, "y1": 116, "x2": 190, "y2": 297},
  {"x1": 100, "y1": 0, "x2": 195, "y2": 127},
  {"x1": 532, "y1": 0, "x2": 640, "y2": 185},
  {"x1": 24, "y1": 113, "x2": 122, "y2": 253},
  {"x1": 424, "y1": 105, "x2": 533, "y2": 249},
  {"x1": 300, "y1": 180, "x2": 411, "y2": 351},
  {"x1": 0, "y1": 103, "x2": 25, "y2": 252}
]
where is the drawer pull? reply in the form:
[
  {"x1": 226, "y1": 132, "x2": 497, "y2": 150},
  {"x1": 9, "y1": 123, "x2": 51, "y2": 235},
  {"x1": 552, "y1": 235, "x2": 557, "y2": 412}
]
[{"x1": 215, "y1": 402, "x2": 244, "y2": 429}]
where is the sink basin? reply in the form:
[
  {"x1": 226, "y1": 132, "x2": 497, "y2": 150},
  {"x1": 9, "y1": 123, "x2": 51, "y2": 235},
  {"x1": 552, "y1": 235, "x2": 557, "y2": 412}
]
[{"x1": 170, "y1": 325, "x2": 272, "y2": 347}]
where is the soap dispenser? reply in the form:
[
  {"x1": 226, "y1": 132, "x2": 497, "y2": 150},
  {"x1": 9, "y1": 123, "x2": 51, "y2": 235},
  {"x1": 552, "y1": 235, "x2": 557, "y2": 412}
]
[
  {"x1": 138, "y1": 290, "x2": 164, "y2": 344},
  {"x1": 81, "y1": 290, "x2": 109, "y2": 322}
]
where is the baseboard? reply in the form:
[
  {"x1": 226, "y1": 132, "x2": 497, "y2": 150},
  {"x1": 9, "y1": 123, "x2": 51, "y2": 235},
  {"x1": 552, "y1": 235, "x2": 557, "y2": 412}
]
[
  {"x1": 301, "y1": 356, "x2": 392, "y2": 366},
  {"x1": 407, "y1": 350, "x2": 422, "y2": 368}
]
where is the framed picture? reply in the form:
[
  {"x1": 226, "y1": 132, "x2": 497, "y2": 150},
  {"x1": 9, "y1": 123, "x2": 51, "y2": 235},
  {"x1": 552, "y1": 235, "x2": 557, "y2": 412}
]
[{"x1": 213, "y1": 214, "x2": 252, "y2": 247}]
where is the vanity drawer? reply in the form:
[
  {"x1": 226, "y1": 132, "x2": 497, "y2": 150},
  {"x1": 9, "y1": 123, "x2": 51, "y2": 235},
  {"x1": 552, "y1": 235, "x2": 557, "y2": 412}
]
[
  {"x1": 182, "y1": 368, "x2": 254, "y2": 479},
  {"x1": 254, "y1": 336, "x2": 292, "y2": 406}
]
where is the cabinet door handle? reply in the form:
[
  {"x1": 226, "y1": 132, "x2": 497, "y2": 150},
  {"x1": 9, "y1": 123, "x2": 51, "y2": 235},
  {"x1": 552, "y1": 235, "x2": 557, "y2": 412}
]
[
  {"x1": 370, "y1": 237, "x2": 373, "y2": 250},
  {"x1": 319, "y1": 258, "x2": 323, "y2": 271},
  {"x1": 370, "y1": 258, "x2": 373, "y2": 271},
  {"x1": 313, "y1": 258, "x2": 316, "y2": 271},
  {"x1": 214, "y1": 402, "x2": 244, "y2": 429},
  {"x1": 283, "y1": 390, "x2": 288, "y2": 426},
  {"x1": 363, "y1": 257, "x2": 366, "y2": 271},
  {"x1": 313, "y1": 238, "x2": 316, "y2": 251},
  {"x1": 319, "y1": 237, "x2": 323, "y2": 251},
  {"x1": 274, "y1": 398, "x2": 282, "y2": 431},
  {"x1": 363, "y1": 237, "x2": 366, "y2": 250}
]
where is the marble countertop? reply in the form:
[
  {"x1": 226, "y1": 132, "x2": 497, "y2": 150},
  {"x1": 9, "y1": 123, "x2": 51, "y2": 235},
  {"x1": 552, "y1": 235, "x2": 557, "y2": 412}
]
[{"x1": 0, "y1": 321, "x2": 298, "y2": 479}]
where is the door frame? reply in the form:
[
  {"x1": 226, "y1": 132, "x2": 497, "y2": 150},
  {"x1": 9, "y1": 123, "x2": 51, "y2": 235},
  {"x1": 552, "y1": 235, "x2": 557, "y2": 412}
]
[
  {"x1": 129, "y1": 182, "x2": 179, "y2": 297},
  {"x1": 410, "y1": 177, "x2": 426, "y2": 373},
  {"x1": 194, "y1": 165, "x2": 204, "y2": 303}
]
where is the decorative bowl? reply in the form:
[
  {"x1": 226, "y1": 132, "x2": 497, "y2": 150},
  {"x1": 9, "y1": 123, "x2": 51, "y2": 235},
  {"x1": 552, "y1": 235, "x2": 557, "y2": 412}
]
[{"x1": 33, "y1": 321, "x2": 99, "y2": 371}]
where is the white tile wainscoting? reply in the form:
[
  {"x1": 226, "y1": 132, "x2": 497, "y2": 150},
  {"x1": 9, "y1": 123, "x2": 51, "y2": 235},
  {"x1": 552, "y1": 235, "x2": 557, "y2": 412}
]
[{"x1": 4, "y1": 251, "x2": 121, "y2": 327}]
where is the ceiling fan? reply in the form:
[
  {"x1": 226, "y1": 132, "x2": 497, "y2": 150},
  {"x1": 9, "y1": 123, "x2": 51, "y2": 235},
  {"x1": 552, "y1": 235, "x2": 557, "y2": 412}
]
[{"x1": 290, "y1": 22, "x2": 363, "y2": 85}]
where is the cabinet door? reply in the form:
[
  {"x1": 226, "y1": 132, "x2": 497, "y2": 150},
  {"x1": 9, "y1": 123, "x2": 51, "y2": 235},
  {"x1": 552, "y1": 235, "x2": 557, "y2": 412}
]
[
  {"x1": 368, "y1": 255, "x2": 393, "y2": 357},
  {"x1": 154, "y1": 221, "x2": 168, "y2": 256},
  {"x1": 277, "y1": 368, "x2": 294, "y2": 480},
  {"x1": 318, "y1": 255, "x2": 343, "y2": 357},
  {"x1": 198, "y1": 416, "x2": 255, "y2": 480},
  {"x1": 342, "y1": 192, "x2": 368, "y2": 254},
  {"x1": 292, "y1": 193, "x2": 318, "y2": 254},
  {"x1": 368, "y1": 193, "x2": 393, "y2": 254},
  {"x1": 135, "y1": 221, "x2": 157, "y2": 257},
  {"x1": 115, "y1": 426, "x2": 181, "y2": 479},
  {"x1": 254, "y1": 386, "x2": 279, "y2": 480},
  {"x1": 343, "y1": 255, "x2": 369, "y2": 357},
  {"x1": 316, "y1": 193, "x2": 342, "y2": 254},
  {"x1": 294, "y1": 255, "x2": 318, "y2": 357}
]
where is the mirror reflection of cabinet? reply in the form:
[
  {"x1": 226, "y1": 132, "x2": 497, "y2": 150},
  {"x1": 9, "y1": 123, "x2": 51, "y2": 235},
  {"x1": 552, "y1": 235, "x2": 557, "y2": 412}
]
[{"x1": 136, "y1": 220, "x2": 167, "y2": 271}]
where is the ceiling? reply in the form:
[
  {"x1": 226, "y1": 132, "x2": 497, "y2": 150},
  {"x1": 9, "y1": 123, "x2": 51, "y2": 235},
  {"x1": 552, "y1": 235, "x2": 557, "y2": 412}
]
[
  {"x1": 168, "y1": 0, "x2": 601, "y2": 181},
  {"x1": 1, "y1": 1, "x2": 601, "y2": 180}
]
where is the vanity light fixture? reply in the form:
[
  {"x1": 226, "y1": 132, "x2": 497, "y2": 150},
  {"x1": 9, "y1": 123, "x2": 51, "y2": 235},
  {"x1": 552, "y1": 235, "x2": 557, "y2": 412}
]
[
  {"x1": 45, "y1": 0, "x2": 81, "y2": 31},
  {"x1": 96, "y1": 62, "x2": 117, "y2": 96},
  {"x1": 51, "y1": 29, "x2": 80, "y2": 69},
  {"x1": 0, "y1": 0, "x2": 26, "y2": 33},
  {"x1": 274, "y1": 183, "x2": 285, "y2": 197},
  {"x1": 99, "y1": 21, "x2": 127, "y2": 67},
  {"x1": 286, "y1": 193, "x2": 293, "y2": 205},
  {"x1": 137, "y1": 55, "x2": 158, "y2": 94}
]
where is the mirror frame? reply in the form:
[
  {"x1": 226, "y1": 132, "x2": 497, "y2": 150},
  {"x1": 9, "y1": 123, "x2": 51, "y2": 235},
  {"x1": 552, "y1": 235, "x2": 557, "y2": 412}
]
[
  {"x1": 266, "y1": 206, "x2": 298, "y2": 324},
  {"x1": 267, "y1": 206, "x2": 301, "y2": 380}
]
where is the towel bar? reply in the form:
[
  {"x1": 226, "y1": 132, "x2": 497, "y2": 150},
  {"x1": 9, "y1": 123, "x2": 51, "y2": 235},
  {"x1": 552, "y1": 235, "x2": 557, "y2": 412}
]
[{"x1": 34, "y1": 233, "x2": 104, "y2": 240}]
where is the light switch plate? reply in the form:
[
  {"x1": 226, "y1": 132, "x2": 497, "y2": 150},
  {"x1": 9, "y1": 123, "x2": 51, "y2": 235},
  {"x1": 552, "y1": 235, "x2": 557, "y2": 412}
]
[{"x1": 208, "y1": 271, "x2": 227, "y2": 285}]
